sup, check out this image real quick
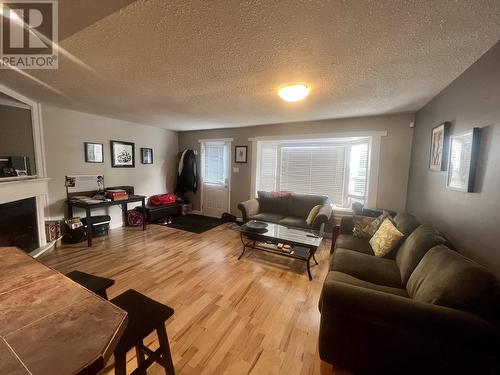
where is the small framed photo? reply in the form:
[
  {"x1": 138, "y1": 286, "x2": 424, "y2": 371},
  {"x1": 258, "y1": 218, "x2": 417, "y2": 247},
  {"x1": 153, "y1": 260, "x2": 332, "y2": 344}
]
[
  {"x1": 235, "y1": 145, "x2": 248, "y2": 163},
  {"x1": 429, "y1": 122, "x2": 450, "y2": 171},
  {"x1": 446, "y1": 128, "x2": 481, "y2": 192},
  {"x1": 111, "y1": 140, "x2": 135, "y2": 168},
  {"x1": 84, "y1": 142, "x2": 104, "y2": 163},
  {"x1": 141, "y1": 148, "x2": 153, "y2": 164}
]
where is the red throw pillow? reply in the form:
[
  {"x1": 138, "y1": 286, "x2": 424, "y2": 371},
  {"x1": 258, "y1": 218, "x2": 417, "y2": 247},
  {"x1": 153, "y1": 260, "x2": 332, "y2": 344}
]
[{"x1": 271, "y1": 191, "x2": 293, "y2": 197}]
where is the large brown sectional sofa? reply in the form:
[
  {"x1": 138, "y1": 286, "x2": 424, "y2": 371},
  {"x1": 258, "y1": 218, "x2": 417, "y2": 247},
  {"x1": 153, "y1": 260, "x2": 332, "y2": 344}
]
[
  {"x1": 238, "y1": 191, "x2": 332, "y2": 231},
  {"x1": 319, "y1": 213, "x2": 500, "y2": 374}
]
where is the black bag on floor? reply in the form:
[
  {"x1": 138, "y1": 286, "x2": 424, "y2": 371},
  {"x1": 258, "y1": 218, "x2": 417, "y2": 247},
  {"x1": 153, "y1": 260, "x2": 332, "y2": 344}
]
[
  {"x1": 221, "y1": 212, "x2": 237, "y2": 223},
  {"x1": 63, "y1": 226, "x2": 87, "y2": 244}
]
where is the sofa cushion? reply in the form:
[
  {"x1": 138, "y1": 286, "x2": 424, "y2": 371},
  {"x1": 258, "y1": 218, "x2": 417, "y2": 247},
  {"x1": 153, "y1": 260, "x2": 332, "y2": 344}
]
[
  {"x1": 407, "y1": 245, "x2": 500, "y2": 319},
  {"x1": 331, "y1": 248, "x2": 402, "y2": 288},
  {"x1": 395, "y1": 225, "x2": 445, "y2": 285},
  {"x1": 249, "y1": 212, "x2": 284, "y2": 224},
  {"x1": 327, "y1": 271, "x2": 409, "y2": 297},
  {"x1": 393, "y1": 213, "x2": 420, "y2": 236},
  {"x1": 257, "y1": 191, "x2": 289, "y2": 216},
  {"x1": 369, "y1": 219, "x2": 405, "y2": 257},
  {"x1": 279, "y1": 216, "x2": 308, "y2": 229},
  {"x1": 334, "y1": 234, "x2": 373, "y2": 255},
  {"x1": 288, "y1": 193, "x2": 328, "y2": 218}
]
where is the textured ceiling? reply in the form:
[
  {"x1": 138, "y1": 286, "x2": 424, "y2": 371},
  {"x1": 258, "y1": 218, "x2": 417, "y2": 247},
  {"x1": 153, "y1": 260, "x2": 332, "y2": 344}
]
[{"x1": 1, "y1": 0, "x2": 499, "y2": 131}]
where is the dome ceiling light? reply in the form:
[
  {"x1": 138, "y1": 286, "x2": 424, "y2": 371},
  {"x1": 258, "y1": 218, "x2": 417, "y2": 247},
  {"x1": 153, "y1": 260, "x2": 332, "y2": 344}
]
[{"x1": 278, "y1": 83, "x2": 310, "y2": 102}]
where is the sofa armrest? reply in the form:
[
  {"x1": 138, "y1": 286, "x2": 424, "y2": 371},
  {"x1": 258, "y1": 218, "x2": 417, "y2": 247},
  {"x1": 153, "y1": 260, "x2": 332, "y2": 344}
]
[
  {"x1": 319, "y1": 277, "x2": 500, "y2": 372},
  {"x1": 237, "y1": 199, "x2": 259, "y2": 222},
  {"x1": 312, "y1": 204, "x2": 332, "y2": 230},
  {"x1": 320, "y1": 277, "x2": 499, "y2": 345},
  {"x1": 339, "y1": 216, "x2": 354, "y2": 234}
]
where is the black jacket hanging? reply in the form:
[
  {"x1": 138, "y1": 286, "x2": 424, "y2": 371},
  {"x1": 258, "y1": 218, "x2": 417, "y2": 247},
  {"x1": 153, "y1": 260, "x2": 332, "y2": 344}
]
[{"x1": 175, "y1": 149, "x2": 198, "y2": 195}]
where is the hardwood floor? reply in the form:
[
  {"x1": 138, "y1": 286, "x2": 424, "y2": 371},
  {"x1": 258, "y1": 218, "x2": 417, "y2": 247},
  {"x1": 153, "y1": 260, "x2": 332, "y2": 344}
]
[{"x1": 40, "y1": 223, "x2": 346, "y2": 375}]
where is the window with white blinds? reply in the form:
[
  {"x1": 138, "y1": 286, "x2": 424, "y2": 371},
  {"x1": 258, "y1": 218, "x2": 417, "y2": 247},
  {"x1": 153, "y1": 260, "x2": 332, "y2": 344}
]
[
  {"x1": 203, "y1": 142, "x2": 227, "y2": 185},
  {"x1": 280, "y1": 145, "x2": 346, "y2": 205},
  {"x1": 258, "y1": 142, "x2": 278, "y2": 192},
  {"x1": 348, "y1": 142, "x2": 369, "y2": 202},
  {"x1": 256, "y1": 138, "x2": 370, "y2": 207}
]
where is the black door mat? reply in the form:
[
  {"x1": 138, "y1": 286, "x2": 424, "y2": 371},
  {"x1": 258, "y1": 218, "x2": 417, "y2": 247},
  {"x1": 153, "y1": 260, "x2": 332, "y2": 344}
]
[{"x1": 155, "y1": 214, "x2": 223, "y2": 234}]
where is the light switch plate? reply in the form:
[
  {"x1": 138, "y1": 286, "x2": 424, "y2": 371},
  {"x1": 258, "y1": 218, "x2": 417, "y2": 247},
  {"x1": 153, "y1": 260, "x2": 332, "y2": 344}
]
[{"x1": 233, "y1": 167, "x2": 240, "y2": 173}]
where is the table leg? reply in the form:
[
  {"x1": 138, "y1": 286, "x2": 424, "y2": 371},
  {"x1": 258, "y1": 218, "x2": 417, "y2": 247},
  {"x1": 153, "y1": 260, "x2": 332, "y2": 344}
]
[
  {"x1": 238, "y1": 233, "x2": 247, "y2": 260},
  {"x1": 86, "y1": 208, "x2": 92, "y2": 247},
  {"x1": 142, "y1": 197, "x2": 146, "y2": 231},
  {"x1": 306, "y1": 255, "x2": 312, "y2": 281},
  {"x1": 67, "y1": 203, "x2": 73, "y2": 218},
  {"x1": 312, "y1": 249, "x2": 319, "y2": 265},
  {"x1": 121, "y1": 203, "x2": 127, "y2": 226}
]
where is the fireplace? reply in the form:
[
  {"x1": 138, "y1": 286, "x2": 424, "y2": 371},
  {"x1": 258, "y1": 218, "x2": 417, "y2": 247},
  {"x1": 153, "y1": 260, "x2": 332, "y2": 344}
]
[{"x1": 0, "y1": 197, "x2": 39, "y2": 252}]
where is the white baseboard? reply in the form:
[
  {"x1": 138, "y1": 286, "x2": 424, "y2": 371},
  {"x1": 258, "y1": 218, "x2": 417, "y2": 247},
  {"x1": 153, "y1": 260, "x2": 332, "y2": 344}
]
[{"x1": 191, "y1": 210, "x2": 202, "y2": 215}]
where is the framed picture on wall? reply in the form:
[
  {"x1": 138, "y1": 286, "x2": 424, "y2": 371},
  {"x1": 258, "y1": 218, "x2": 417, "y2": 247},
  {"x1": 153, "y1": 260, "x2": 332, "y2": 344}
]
[
  {"x1": 446, "y1": 127, "x2": 481, "y2": 192},
  {"x1": 84, "y1": 142, "x2": 104, "y2": 163},
  {"x1": 141, "y1": 148, "x2": 153, "y2": 164},
  {"x1": 235, "y1": 145, "x2": 248, "y2": 163},
  {"x1": 110, "y1": 140, "x2": 135, "y2": 168},
  {"x1": 429, "y1": 122, "x2": 450, "y2": 171}
]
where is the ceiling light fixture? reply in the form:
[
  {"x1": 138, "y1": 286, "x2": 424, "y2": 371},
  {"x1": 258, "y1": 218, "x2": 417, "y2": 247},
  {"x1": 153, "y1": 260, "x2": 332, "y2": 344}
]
[{"x1": 278, "y1": 83, "x2": 310, "y2": 102}]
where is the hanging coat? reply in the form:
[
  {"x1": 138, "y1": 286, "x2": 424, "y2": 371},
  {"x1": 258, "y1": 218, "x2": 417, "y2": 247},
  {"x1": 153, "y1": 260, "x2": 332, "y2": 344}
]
[{"x1": 175, "y1": 149, "x2": 198, "y2": 195}]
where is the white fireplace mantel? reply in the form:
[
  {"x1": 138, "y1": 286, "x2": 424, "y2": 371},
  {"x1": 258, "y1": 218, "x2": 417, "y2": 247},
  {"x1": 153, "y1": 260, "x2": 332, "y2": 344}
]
[
  {"x1": 0, "y1": 177, "x2": 50, "y2": 253},
  {"x1": 0, "y1": 177, "x2": 50, "y2": 205}
]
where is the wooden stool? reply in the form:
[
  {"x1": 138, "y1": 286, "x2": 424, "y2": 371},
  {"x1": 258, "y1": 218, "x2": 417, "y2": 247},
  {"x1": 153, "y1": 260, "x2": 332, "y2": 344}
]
[
  {"x1": 110, "y1": 289, "x2": 175, "y2": 375},
  {"x1": 65, "y1": 270, "x2": 115, "y2": 299}
]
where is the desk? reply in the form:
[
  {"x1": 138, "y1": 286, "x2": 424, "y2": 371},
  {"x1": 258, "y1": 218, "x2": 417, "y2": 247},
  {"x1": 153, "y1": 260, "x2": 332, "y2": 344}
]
[
  {"x1": 67, "y1": 195, "x2": 146, "y2": 247},
  {"x1": 0, "y1": 247, "x2": 127, "y2": 375}
]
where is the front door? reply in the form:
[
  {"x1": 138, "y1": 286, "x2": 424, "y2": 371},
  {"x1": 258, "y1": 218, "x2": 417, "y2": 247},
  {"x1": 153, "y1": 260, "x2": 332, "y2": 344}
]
[{"x1": 201, "y1": 140, "x2": 230, "y2": 218}]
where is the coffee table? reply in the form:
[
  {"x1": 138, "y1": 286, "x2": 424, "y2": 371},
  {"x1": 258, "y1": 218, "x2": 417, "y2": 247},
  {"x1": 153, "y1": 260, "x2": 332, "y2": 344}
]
[{"x1": 238, "y1": 221, "x2": 323, "y2": 280}]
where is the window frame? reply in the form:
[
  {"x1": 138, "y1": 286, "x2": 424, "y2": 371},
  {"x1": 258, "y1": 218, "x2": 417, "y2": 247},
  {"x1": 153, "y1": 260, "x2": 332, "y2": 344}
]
[{"x1": 251, "y1": 133, "x2": 381, "y2": 208}]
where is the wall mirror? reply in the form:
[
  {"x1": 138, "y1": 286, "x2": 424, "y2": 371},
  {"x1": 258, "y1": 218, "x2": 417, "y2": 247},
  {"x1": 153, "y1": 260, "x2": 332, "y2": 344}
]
[{"x1": 0, "y1": 91, "x2": 36, "y2": 178}]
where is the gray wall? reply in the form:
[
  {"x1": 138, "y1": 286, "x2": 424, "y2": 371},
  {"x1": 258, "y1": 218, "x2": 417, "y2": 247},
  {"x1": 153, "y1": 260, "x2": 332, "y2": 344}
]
[
  {"x1": 178, "y1": 113, "x2": 415, "y2": 216},
  {"x1": 42, "y1": 105, "x2": 178, "y2": 228},
  {"x1": 0, "y1": 104, "x2": 36, "y2": 174},
  {"x1": 406, "y1": 41, "x2": 500, "y2": 278}
]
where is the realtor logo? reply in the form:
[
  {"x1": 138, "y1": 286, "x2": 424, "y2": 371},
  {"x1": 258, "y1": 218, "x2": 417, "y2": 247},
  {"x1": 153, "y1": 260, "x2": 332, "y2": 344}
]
[{"x1": 0, "y1": 0, "x2": 58, "y2": 69}]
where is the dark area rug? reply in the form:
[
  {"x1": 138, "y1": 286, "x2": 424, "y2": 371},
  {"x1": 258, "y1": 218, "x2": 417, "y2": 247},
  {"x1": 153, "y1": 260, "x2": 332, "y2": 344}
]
[{"x1": 156, "y1": 214, "x2": 223, "y2": 234}]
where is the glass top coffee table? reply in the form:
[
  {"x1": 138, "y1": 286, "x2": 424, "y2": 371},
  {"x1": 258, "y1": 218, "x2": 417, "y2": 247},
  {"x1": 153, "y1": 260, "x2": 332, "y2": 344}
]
[{"x1": 238, "y1": 221, "x2": 323, "y2": 280}]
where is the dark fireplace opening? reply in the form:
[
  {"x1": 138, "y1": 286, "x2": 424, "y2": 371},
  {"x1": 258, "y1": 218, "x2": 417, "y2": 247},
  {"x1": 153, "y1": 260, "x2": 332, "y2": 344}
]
[{"x1": 0, "y1": 197, "x2": 39, "y2": 252}]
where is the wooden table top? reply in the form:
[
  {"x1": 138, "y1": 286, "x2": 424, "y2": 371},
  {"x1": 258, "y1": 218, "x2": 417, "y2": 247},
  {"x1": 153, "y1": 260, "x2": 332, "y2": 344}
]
[{"x1": 0, "y1": 247, "x2": 127, "y2": 375}]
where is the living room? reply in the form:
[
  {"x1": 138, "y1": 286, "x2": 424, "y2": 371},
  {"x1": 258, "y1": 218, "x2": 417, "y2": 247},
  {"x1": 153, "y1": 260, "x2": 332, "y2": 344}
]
[{"x1": 0, "y1": 1, "x2": 499, "y2": 374}]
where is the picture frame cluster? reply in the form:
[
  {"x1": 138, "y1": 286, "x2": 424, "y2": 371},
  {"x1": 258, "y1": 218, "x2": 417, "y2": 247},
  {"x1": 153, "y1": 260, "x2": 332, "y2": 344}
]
[{"x1": 84, "y1": 141, "x2": 154, "y2": 167}]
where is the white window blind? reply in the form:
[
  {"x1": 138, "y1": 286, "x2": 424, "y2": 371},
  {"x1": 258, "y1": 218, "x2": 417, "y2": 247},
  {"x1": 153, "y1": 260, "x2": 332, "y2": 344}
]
[
  {"x1": 256, "y1": 138, "x2": 370, "y2": 207},
  {"x1": 348, "y1": 143, "x2": 369, "y2": 200},
  {"x1": 280, "y1": 145, "x2": 346, "y2": 205},
  {"x1": 203, "y1": 143, "x2": 226, "y2": 185},
  {"x1": 258, "y1": 142, "x2": 277, "y2": 192}
]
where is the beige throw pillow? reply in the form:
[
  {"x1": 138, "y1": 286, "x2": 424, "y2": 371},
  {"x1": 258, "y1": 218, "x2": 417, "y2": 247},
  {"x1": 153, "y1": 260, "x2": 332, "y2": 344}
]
[
  {"x1": 366, "y1": 211, "x2": 391, "y2": 236},
  {"x1": 369, "y1": 218, "x2": 404, "y2": 257},
  {"x1": 306, "y1": 205, "x2": 322, "y2": 226},
  {"x1": 352, "y1": 216, "x2": 374, "y2": 238}
]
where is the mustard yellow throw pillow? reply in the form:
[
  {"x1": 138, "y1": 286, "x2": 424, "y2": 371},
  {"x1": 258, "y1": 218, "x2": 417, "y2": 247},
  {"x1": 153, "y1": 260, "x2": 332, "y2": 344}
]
[
  {"x1": 306, "y1": 205, "x2": 322, "y2": 226},
  {"x1": 369, "y1": 218, "x2": 404, "y2": 257}
]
